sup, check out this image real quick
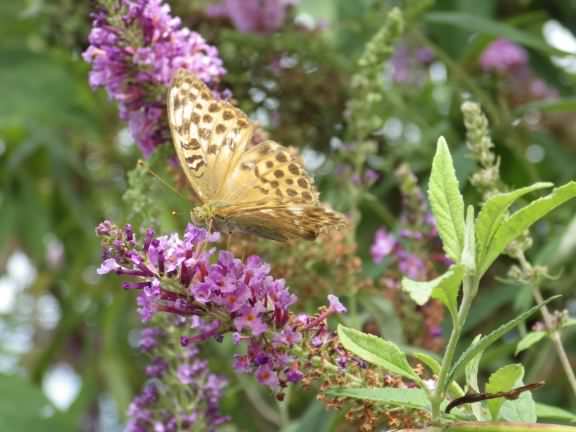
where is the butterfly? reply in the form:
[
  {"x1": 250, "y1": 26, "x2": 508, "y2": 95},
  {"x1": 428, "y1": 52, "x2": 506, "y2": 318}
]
[{"x1": 167, "y1": 69, "x2": 347, "y2": 241}]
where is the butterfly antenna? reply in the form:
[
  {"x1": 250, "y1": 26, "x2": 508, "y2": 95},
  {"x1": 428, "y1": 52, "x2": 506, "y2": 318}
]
[{"x1": 137, "y1": 160, "x2": 188, "y2": 201}]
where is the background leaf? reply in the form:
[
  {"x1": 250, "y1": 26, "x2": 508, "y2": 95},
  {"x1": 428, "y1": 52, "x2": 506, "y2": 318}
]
[
  {"x1": 425, "y1": 12, "x2": 571, "y2": 56},
  {"x1": 0, "y1": 374, "x2": 75, "y2": 432},
  {"x1": 515, "y1": 331, "x2": 547, "y2": 355}
]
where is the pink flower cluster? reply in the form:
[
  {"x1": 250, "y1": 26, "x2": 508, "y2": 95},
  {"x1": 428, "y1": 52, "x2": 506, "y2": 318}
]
[
  {"x1": 206, "y1": 0, "x2": 296, "y2": 34},
  {"x1": 370, "y1": 212, "x2": 446, "y2": 281},
  {"x1": 479, "y1": 38, "x2": 528, "y2": 74}
]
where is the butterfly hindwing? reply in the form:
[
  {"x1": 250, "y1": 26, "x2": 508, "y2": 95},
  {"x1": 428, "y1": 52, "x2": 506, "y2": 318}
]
[{"x1": 222, "y1": 204, "x2": 347, "y2": 241}]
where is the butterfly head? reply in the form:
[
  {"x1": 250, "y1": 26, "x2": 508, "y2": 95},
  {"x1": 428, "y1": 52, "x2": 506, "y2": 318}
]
[{"x1": 190, "y1": 204, "x2": 217, "y2": 227}]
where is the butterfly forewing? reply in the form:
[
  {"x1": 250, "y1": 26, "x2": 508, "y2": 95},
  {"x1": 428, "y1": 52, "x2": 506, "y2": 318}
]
[
  {"x1": 167, "y1": 70, "x2": 253, "y2": 202},
  {"x1": 167, "y1": 69, "x2": 347, "y2": 241}
]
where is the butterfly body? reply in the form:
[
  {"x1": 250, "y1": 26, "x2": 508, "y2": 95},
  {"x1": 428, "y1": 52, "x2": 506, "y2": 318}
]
[{"x1": 168, "y1": 69, "x2": 346, "y2": 241}]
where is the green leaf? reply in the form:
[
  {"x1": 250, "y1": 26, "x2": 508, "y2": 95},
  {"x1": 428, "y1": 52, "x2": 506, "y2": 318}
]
[
  {"x1": 500, "y1": 384, "x2": 536, "y2": 423},
  {"x1": 401, "y1": 264, "x2": 465, "y2": 320},
  {"x1": 447, "y1": 296, "x2": 560, "y2": 384},
  {"x1": 515, "y1": 331, "x2": 547, "y2": 355},
  {"x1": 410, "y1": 351, "x2": 465, "y2": 399},
  {"x1": 327, "y1": 387, "x2": 430, "y2": 410},
  {"x1": 561, "y1": 318, "x2": 576, "y2": 329},
  {"x1": 485, "y1": 364, "x2": 524, "y2": 420},
  {"x1": 461, "y1": 205, "x2": 476, "y2": 273},
  {"x1": 480, "y1": 182, "x2": 576, "y2": 275},
  {"x1": 428, "y1": 137, "x2": 465, "y2": 262},
  {"x1": 475, "y1": 183, "x2": 553, "y2": 274},
  {"x1": 514, "y1": 98, "x2": 576, "y2": 115},
  {"x1": 0, "y1": 374, "x2": 74, "y2": 432},
  {"x1": 358, "y1": 295, "x2": 405, "y2": 344},
  {"x1": 412, "y1": 352, "x2": 441, "y2": 374},
  {"x1": 465, "y1": 335, "x2": 489, "y2": 421},
  {"x1": 425, "y1": 13, "x2": 571, "y2": 56},
  {"x1": 337, "y1": 325, "x2": 419, "y2": 382},
  {"x1": 536, "y1": 402, "x2": 576, "y2": 422},
  {"x1": 283, "y1": 400, "x2": 336, "y2": 432}
]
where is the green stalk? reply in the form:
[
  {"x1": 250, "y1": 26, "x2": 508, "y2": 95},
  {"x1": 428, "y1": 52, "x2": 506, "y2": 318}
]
[{"x1": 431, "y1": 275, "x2": 478, "y2": 421}]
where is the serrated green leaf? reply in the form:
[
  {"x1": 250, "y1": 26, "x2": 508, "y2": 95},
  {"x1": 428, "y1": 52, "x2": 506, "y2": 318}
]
[
  {"x1": 480, "y1": 182, "x2": 576, "y2": 275},
  {"x1": 401, "y1": 264, "x2": 465, "y2": 321},
  {"x1": 515, "y1": 331, "x2": 547, "y2": 355},
  {"x1": 337, "y1": 325, "x2": 419, "y2": 382},
  {"x1": 428, "y1": 137, "x2": 465, "y2": 262},
  {"x1": 536, "y1": 402, "x2": 576, "y2": 422},
  {"x1": 327, "y1": 387, "x2": 430, "y2": 410},
  {"x1": 448, "y1": 296, "x2": 560, "y2": 384},
  {"x1": 475, "y1": 183, "x2": 553, "y2": 275},
  {"x1": 486, "y1": 364, "x2": 524, "y2": 420}
]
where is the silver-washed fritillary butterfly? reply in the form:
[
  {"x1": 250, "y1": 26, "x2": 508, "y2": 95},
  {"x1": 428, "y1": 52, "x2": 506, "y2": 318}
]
[{"x1": 167, "y1": 69, "x2": 346, "y2": 241}]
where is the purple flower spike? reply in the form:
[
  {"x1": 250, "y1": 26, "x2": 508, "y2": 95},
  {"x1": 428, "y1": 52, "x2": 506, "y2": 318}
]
[
  {"x1": 97, "y1": 219, "x2": 350, "y2": 400},
  {"x1": 206, "y1": 0, "x2": 295, "y2": 34},
  {"x1": 370, "y1": 228, "x2": 397, "y2": 263},
  {"x1": 327, "y1": 294, "x2": 347, "y2": 314},
  {"x1": 97, "y1": 257, "x2": 120, "y2": 275},
  {"x1": 83, "y1": 0, "x2": 225, "y2": 155}
]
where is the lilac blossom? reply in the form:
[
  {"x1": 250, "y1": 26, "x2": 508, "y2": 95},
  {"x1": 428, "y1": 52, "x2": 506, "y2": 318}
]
[
  {"x1": 96, "y1": 221, "x2": 347, "y2": 395},
  {"x1": 390, "y1": 43, "x2": 434, "y2": 84},
  {"x1": 370, "y1": 221, "x2": 438, "y2": 280},
  {"x1": 370, "y1": 228, "x2": 398, "y2": 263},
  {"x1": 83, "y1": 0, "x2": 225, "y2": 156},
  {"x1": 352, "y1": 168, "x2": 380, "y2": 187},
  {"x1": 479, "y1": 38, "x2": 528, "y2": 74},
  {"x1": 397, "y1": 250, "x2": 426, "y2": 280},
  {"x1": 206, "y1": 0, "x2": 296, "y2": 34}
]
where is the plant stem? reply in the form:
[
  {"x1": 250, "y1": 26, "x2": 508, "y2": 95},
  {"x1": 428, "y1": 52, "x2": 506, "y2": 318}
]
[
  {"x1": 277, "y1": 385, "x2": 291, "y2": 428},
  {"x1": 515, "y1": 251, "x2": 576, "y2": 398},
  {"x1": 431, "y1": 275, "x2": 478, "y2": 421},
  {"x1": 532, "y1": 284, "x2": 576, "y2": 397}
]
